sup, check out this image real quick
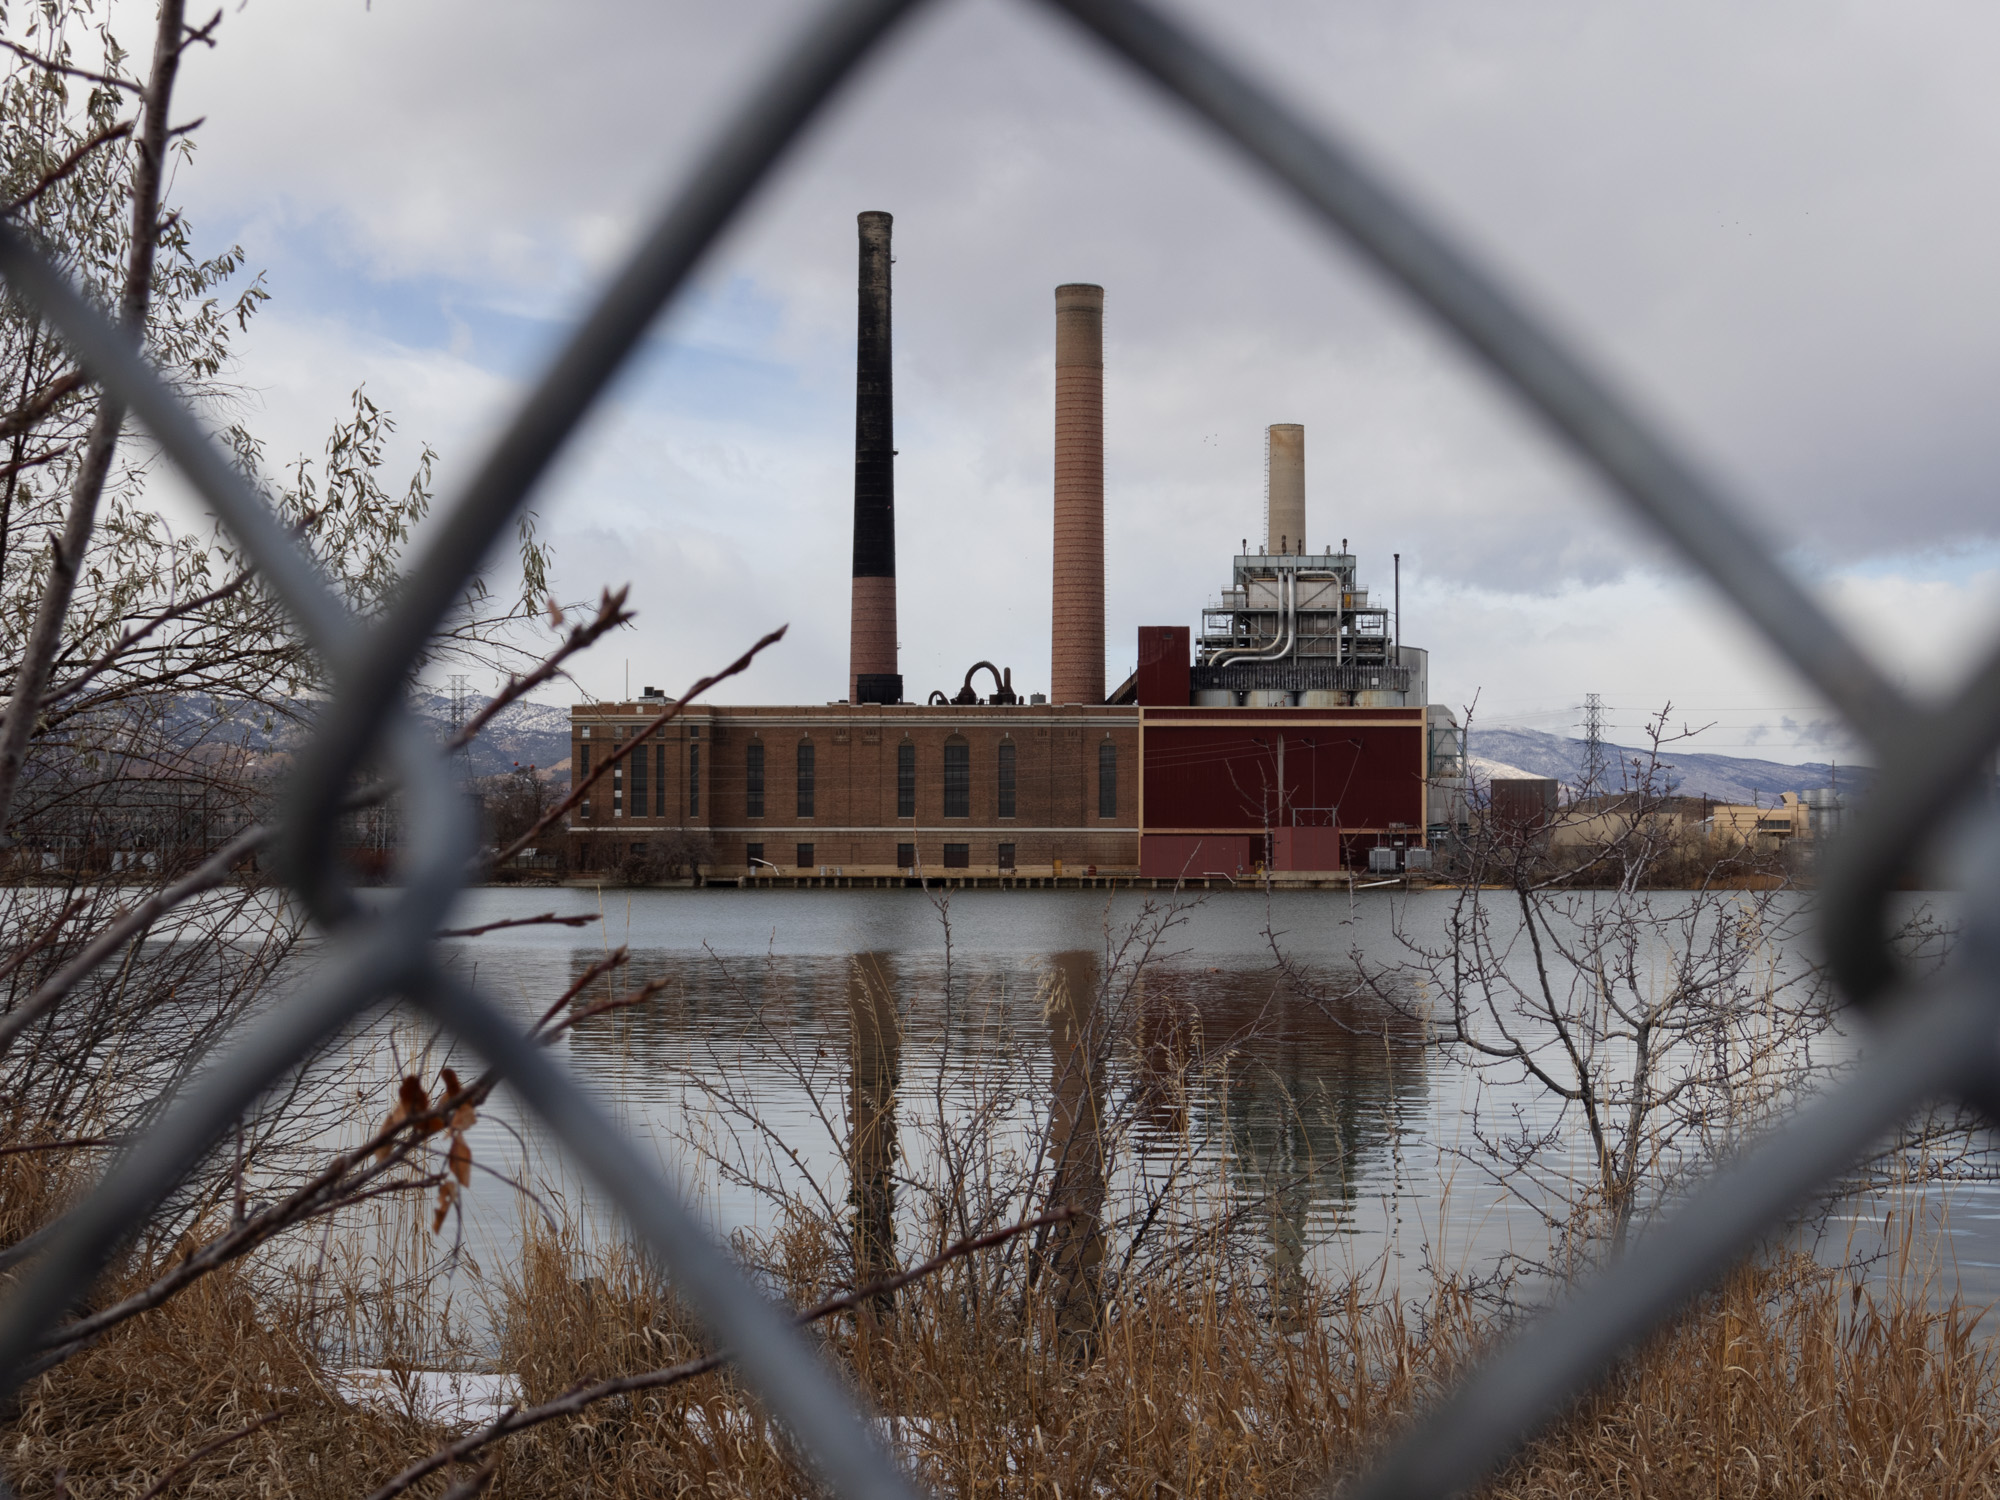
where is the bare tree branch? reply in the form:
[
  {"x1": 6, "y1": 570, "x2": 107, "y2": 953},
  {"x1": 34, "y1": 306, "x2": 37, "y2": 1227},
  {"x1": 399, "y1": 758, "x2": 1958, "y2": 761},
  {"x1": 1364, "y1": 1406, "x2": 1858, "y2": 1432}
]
[
  {"x1": 42, "y1": 568, "x2": 255, "y2": 707},
  {"x1": 489, "y1": 622, "x2": 787, "y2": 869},
  {"x1": 449, "y1": 585, "x2": 632, "y2": 752},
  {"x1": 0, "y1": 597, "x2": 639, "y2": 1061},
  {"x1": 434, "y1": 912, "x2": 597, "y2": 940},
  {"x1": 0, "y1": 370, "x2": 89, "y2": 441},
  {"x1": 0, "y1": 821, "x2": 262, "y2": 1063},
  {"x1": 0, "y1": 0, "x2": 190, "y2": 835}
]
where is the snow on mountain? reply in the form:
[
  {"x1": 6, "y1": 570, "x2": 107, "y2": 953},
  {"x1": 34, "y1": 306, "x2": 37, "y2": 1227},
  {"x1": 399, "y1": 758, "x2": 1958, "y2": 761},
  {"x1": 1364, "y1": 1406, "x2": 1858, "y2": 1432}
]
[
  {"x1": 161, "y1": 691, "x2": 573, "y2": 781},
  {"x1": 406, "y1": 690, "x2": 571, "y2": 778},
  {"x1": 1467, "y1": 753, "x2": 1537, "y2": 785},
  {"x1": 1468, "y1": 725, "x2": 1868, "y2": 805}
]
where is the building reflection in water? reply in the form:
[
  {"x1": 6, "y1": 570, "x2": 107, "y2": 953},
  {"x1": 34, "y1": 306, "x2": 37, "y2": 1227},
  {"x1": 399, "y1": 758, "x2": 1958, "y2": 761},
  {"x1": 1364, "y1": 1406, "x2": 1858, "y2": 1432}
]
[
  {"x1": 554, "y1": 939, "x2": 1428, "y2": 1321},
  {"x1": 1133, "y1": 964, "x2": 1427, "y2": 1319}
]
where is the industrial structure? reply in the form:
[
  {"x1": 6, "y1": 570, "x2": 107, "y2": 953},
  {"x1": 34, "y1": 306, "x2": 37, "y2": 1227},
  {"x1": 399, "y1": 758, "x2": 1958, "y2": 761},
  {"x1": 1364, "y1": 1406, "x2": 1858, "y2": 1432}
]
[
  {"x1": 848, "y1": 210, "x2": 900, "y2": 707},
  {"x1": 1051, "y1": 282, "x2": 1106, "y2": 709},
  {"x1": 1185, "y1": 425, "x2": 1427, "y2": 710},
  {"x1": 568, "y1": 213, "x2": 1467, "y2": 883}
]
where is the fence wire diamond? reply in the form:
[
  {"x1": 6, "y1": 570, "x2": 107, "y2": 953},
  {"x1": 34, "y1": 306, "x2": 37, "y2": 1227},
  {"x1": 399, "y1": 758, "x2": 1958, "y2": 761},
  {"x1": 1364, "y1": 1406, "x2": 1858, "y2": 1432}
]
[{"x1": 1, "y1": 1, "x2": 1992, "y2": 1495}]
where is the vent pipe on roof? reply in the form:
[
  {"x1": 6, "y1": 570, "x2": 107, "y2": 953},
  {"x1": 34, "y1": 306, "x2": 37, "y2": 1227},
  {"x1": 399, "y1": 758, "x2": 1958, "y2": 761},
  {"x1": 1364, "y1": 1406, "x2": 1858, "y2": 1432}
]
[
  {"x1": 1265, "y1": 423, "x2": 1304, "y2": 555},
  {"x1": 1051, "y1": 283, "x2": 1105, "y2": 705},
  {"x1": 850, "y1": 211, "x2": 901, "y2": 705}
]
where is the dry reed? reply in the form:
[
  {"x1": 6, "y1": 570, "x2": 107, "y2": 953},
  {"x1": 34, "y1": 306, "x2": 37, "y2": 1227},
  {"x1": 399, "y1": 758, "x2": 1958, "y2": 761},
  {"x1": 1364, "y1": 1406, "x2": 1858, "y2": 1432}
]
[{"x1": 5, "y1": 1197, "x2": 1999, "y2": 1498}]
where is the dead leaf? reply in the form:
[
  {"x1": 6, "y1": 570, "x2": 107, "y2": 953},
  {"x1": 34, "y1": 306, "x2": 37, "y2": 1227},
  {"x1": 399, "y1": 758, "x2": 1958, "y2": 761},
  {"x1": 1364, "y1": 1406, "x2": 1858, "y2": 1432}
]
[
  {"x1": 439, "y1": 1066, "x2": 462, "y2": 1099},
  {"x1": 448, "y1": 1135, "x2": 472, "y2": 1187},
  {"x1": 449, "y1": 1103, "x2": 477, "y2": 1131},
  {"x1": 376, "y1": 1074, "x2": 435, "y2": 1160},
  {"x1": 372, "y1": 1107, "x2": 402, "y2": 1163}
]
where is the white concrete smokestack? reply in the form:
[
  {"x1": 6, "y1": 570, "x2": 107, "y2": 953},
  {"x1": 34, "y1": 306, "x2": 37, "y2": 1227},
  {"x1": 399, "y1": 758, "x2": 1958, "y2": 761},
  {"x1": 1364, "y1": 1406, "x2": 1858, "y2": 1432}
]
[{"x1": 1265, "y1": 423, "x2": 1304, "y2": 555}]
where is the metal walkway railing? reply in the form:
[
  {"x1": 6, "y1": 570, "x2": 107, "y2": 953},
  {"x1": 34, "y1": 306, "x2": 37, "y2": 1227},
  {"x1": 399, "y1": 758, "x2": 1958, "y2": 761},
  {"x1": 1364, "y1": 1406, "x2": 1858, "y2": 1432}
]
[{"x1": 4, "y1": 1, "x2": 1995, "y2": 1494}]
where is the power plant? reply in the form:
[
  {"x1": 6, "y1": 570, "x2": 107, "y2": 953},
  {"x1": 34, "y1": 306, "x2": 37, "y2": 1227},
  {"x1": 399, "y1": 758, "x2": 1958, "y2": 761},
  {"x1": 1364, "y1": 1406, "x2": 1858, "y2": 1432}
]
[{"x1": 568, "y1": 214, "x2": 1465, "y2": 883}]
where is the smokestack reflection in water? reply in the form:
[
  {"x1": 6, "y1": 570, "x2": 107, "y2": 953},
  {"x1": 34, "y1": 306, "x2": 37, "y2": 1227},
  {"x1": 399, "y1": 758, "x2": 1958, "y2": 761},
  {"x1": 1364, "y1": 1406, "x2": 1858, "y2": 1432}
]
[
  {"x1": 1037, "y1": 950, "x2": 1107, "y2": 1361},
  {"x1": 846, "y1": 953, "x2": 901, "y2": 1319}
]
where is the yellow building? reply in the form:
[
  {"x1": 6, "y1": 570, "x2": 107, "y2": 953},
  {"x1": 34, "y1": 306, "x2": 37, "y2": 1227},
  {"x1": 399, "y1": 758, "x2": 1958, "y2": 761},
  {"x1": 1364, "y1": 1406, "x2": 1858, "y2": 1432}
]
[{"x1": 1708, "y1": 792, "x2": 1811, "y2": 853}]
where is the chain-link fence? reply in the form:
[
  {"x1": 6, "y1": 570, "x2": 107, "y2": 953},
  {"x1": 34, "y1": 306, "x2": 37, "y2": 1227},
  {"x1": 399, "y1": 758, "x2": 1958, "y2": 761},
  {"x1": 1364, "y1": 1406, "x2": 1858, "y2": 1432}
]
[{"x1": 2, "y1": 0, "x2": 1993, "y2": 1494}]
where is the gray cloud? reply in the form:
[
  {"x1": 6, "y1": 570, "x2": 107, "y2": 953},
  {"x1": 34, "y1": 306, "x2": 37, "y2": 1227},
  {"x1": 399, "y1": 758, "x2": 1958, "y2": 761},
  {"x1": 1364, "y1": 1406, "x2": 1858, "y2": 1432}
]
[{"x1": 141, "y1": 0, "x2": 2000, "y2": 706}]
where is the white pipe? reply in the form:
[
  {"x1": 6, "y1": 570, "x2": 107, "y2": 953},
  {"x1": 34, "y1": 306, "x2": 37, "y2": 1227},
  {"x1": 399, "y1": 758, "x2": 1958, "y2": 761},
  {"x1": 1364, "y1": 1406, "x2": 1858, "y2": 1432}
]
[{"x1": 1214, "y1": 569, "x2": 1295, "y2": 667}]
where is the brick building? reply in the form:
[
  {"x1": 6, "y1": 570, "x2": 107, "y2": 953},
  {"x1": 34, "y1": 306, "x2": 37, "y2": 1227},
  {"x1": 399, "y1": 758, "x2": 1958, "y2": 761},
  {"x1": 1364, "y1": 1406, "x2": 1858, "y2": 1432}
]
[
  {"x1": 570, "y1": 702, "x2": 1135, "y2": 878},
  {"x1": 566, "y1": 697, "x2": 1435, "y2": 880}
]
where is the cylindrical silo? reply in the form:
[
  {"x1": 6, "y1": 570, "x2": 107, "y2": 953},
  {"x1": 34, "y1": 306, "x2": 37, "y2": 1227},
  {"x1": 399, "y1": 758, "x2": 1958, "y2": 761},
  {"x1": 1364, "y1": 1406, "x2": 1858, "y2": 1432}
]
[
  {"x1": 1265, "y1": 424, "x2": 1304, "y2": 555},
  {"x1": 1052, "y1": 284, "x2": 1105, "y2": 705},
  {"x1": 849, "y1": 210, "x2": 900, "y2": 704}
]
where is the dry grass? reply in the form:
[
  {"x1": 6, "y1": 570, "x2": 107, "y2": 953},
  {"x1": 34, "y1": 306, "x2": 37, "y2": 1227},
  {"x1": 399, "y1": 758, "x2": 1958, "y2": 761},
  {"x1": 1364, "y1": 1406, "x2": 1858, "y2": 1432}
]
[
  {"x1": 1503, "y1": 1255, "x2": 2000, "y2": 1497},
  {"x1": 6, "y1": 1204, "x2": 2000, "y2": 1498},
  {"x1": 5, "y1": 1248, "x2": 421, "y2": 1498}
]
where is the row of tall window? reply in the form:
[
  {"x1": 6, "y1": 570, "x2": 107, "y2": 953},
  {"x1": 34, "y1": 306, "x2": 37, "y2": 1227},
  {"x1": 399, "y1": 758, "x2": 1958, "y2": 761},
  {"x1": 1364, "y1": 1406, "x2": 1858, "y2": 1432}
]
[
  {"x1": 597, "y1": 733, "x2": 1117, "y2": 822},
  {"x1": 746, "y1": 737, "x2": 1107, "y2": 819},
  {"x1": 929, "y1": 738, "x2": 1020, "y2": 818},
  {"x1": 575, "y1": 728, "x2": 702, "y2": 818},
  {"x1": 744, "y1": 740, "x2": 821, "y2": 818}
]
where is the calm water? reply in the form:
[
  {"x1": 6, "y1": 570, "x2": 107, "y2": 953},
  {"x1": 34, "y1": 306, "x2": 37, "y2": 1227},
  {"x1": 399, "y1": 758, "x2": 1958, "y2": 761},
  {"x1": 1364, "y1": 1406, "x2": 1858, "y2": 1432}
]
[{"x1": 345, "y1": 885, "x2": 2000, "y2": 1313}]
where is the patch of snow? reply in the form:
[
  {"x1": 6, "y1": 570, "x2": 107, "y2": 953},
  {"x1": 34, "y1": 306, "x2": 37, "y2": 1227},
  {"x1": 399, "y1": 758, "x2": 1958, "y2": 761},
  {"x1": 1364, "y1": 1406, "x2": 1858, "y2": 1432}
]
[
  {"x1": 332, "y1": 1368, "x2": 523, "y2": 1430},
  {"x1": 1467, "y1": 754, "x2": 1538, "y2": 785}
]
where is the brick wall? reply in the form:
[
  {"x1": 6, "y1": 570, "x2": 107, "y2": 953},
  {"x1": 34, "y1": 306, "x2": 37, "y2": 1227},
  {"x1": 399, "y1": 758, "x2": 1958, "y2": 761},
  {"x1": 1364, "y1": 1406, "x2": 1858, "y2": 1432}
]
[{"x1": 568, "y1": 703, "x2": 1140, "y2": 875}]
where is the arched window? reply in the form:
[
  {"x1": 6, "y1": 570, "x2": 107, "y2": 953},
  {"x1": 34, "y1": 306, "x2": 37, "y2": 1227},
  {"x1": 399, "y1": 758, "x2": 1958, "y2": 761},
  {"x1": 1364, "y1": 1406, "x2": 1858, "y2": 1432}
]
[
  {"x1": 796, "y1": 739, "x2": 815, "y2": 818},
  {"x1": 1097, "y1": 740, "x2": 1117, "y2": 818},
  {"x1": 943, "y1": 736, "x2": 970, "y2": 818},
  {"x1": 997, "y1": 740, "x2": 1016, "y2": 819}
]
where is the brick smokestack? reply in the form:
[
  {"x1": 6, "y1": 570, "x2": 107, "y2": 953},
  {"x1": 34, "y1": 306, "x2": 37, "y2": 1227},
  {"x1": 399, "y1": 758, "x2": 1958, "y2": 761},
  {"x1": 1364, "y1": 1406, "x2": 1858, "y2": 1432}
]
[
  {"x1": 849, "y1": 211, "x2": 900, "y2": 704},
  {"x1": 1265, "y1": 423, "x2": 1304, "y2": 554},
  {"x1": 1051, "y1": 283, "x2": 1104, "y2": 705}
]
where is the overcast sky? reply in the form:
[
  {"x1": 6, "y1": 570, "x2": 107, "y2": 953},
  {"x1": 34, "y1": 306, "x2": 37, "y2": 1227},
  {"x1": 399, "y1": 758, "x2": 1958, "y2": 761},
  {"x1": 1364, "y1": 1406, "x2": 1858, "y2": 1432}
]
[{"x1": 120, "y1": 0, "x2": 2000, "y2": 761}]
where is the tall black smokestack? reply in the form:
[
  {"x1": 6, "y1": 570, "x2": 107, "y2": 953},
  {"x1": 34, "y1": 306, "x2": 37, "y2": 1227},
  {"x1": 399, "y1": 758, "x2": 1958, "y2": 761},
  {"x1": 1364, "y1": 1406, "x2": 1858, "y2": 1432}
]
[{"x1": 850, "y1": 210, "x2": 899, "y2": 704}]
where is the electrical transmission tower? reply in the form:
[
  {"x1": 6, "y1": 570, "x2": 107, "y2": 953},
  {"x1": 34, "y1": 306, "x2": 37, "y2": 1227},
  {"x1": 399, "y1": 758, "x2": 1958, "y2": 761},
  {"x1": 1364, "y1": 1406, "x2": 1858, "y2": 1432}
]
[
  {"x1": 1582, "y1": 691, "x2": 1605, "y2": 791},
  {"x1": 448, "y1": 674, "x2": 473, "y2": 779}
]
